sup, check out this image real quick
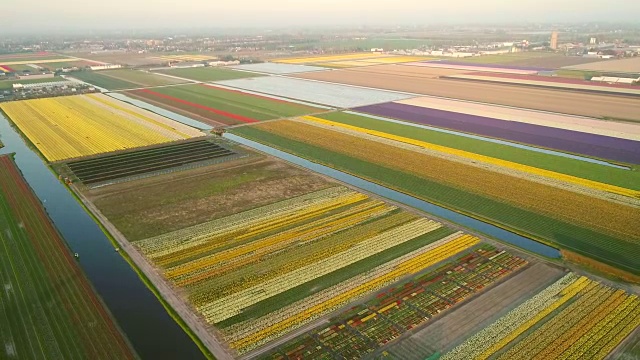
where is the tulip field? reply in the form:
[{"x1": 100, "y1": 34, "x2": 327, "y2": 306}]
[
  {"x1": 0, "y1": 155, "x2": 137, "y2": 359},
  {"x1": 0, "y1": 94, "x2": 204, "y2": 161},
  {"x1": 261, "y1": 244, "x2": 530, "y2": 359},
  {"x1": 441, "y1": 273, "x2": 640, "y2": 360},
  {"x1": 229, "y1": 120, "x2": 640, "y2": 275},
  {"x1": 128, "y1": 184, "x2": 513, "y2": 355},
  {"x1": 263, "y1": 271, "x2": 639, "y2": 359}
]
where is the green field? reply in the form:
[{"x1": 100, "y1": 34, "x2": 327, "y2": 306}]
[
  {"x1": 154, "y1": 67, "x2": 263, "y2": 82},
  {"x1": 0, "y1": 76, "x2": 67, "y2": 90},
  {"x1": 0, "y1": 54, "x2": 68, "y2": 63},
  {"x1": 231, "y1": 126, "x2": 640, "y2": 274},
  {"x1": 320, "y1": 112, "x2": 640, "y2": 189},
  {"x1": 0, "y1": 155, "x2": 136, "y2": 359},
  {"x1": 126, "y1": 84, "x2": 323, "y2": 126},
  {"x1": 71, "y1": 69, "x2": 185, "y2": 90}
]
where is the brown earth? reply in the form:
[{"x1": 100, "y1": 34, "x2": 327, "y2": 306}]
[
  {"x1": 506, "y1": 56, "x2": 605, "y2": 68},
  {"x1": 293, "y1": 65, "x2": 640, "y2": 121},
  {"x1": 385, "y1": 262, "x2": 564, "y2": 358},
  {"x1": 252, "y1": 120, "x2": 640, "y2": 242},
  {"x1": 86, "y1": 155, "x2": 331, "y2": 241},
  {"x1": 563, "y1": 57, "x2": 640, "y2": 73}
]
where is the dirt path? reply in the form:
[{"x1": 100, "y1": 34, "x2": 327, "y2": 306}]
[{"x1": 73, "y1": 186, "x2": 235, "y2": 360}]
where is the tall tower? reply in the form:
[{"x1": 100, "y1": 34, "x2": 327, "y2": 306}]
[{"x1": 550, "y1": 31, "x2": 559, "y2": 50}]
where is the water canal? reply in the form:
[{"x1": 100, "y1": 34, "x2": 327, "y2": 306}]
[
  {"x1": 224, "y1": 133, "x2": 561, "y2": 259},
  {"x1": 0, "y1": 113, "x2": 206, "y2": 359}
]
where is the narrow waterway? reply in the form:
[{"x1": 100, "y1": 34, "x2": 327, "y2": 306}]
[
  {"x1": 224, "y1": 133, "x2": 561, "y2": 259},
  {"x1": 0, "y1": 113, "x2": 206, "y2": 359}
]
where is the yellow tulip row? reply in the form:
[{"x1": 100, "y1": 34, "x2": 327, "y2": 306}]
[
  {"x1": 229, "y1": 233, "x2": 479, "y2": 352},
  {"x1": 497, "y1": 285, "x2": 622, "y2": 360},
  {"x1": 199, "y1": 219, "x2": 441, "y2": 323},
  {"x1": 301, "y1": 116, "x2": 639, "y2": 198},
  {"x1": 221, "y1": 231, "x2": 464, "y2": 343},
  {"x1": 590, "y1": 304, "x2": 640, "y2": 359},
  {"x1": 157, "y1": 193, "x2": 376, "y2": 268},
  {"x1": 139, "y1": 187, "x2": 356, "y2": 259},
  {"x1": 560, "y1": 295, "x2": 639, "y2": 360},
  {"x1": 476, "y1": 276, "x2": 592, "y2": 359},
  {"x1": 86, "y1": 94, "x2": 201, "y2": 138},
  {"x1": 177, "y1": 202, "x2": 394, "y2": 289},
  {"x1": 533, "y1": 289, "x2": 627, "y2": 360},
  {"x1": 164, "y1": 192, "x2": 371, "y2": 278},
  {"x1": 0, "y1": 95, "x2": 198, "y2": 161}
]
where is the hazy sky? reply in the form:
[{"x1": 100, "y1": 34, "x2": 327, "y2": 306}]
[{"x1": 4, "y1": 0, "x2": 640, "y2": 32}]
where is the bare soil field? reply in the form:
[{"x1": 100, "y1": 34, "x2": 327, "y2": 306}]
[
  {"x1": 294, "y1": 67, "x2": 640, "y2": 121},
  {"x1": 342, "y1": 64, "x2": 471, "y2": 78},
  {"x1": 563, "y1": 57, "x2": 640, "y2": 73},
  {"x1": 505, "y1": 55, "x2": 605, "y2": 68},
  {"x1": 385, "y1": 262, "x2": 564, "y2": 359},
  {"x1": 86, "y1": 155, "x2": 331, "y2": 241}
]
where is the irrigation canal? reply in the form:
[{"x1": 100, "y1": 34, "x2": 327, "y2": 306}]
[
  {"x1": 0, "y1": 113, "x2": 206, "y2": 359},
  {"x1": 224, "y1": 133, "x2": 561, "y2": 259}
]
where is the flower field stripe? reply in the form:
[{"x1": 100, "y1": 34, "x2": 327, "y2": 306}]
[
  {"x1": 0, "y1": 95, "x2": 202, "y2": 161},
  {"x1": 497, "y1": 285, "x2": 622, "y2": 359},
  {"x1": 440, "y1": 273, "x2": 585, "y2": 360},
  {"x1": 197, "y1": 219, "x2": 441, "y2": 323},
  {"x1": 559, "y1": 295, "x2": 640, "y2": 360},
  {"x1": 227, "y1": 232, "x2": 478, "y2": 352},
  {"x1": 221, "y1": 230, "x2": 463, "y2": 342},
  {"x1": 136, "y1": 187, "x2": 353, "y2": 258},
  {"x1": 474, "y1": 276, "x2": 592, "y2": 360},
  {"x1": 589, "y1": 304, "x2": 640, "y2": 359},
  {"x1": 160, "y1": 198, "x2": 388, "y2": 269},
  {"x1": 137, "y1": 88, "x2": 259, "y2": 124},
  {"x1": 301, "y1": 115, "x2": 639, "y2": 198},
  {"x1": 531, "y1": 289, "x2": 627, "y2": 360},
  {"x1": 173, "y1": 202, "x2": 395, "y2": 287},
  {"x1": 86, "y1": 94, "x2": 198, "y2": 139},
  {"x1": 163, "y1": 193, "x2": 370, "y2": 279}
]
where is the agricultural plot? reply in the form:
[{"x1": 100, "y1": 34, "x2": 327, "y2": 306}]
[
  {"x1": 315, "y1": 112, "x2": 640, "y2": 190},
  {"x1": 261, "y1": 244, "x2": 531, "y2": 359},
  {"x1": 229, "y1": 63, "x2": 327, "y2": 74},
  {"x1": 403, "y1": 60, "x2": 545, "y2": 74},
  {"x1": 153, "y1": 66, "x2": 264, "y2": 81},
  {"x1": 0, "y1": 94, "x2": 204, "y2": 161},
  {"x1": 442, "y1": 273, "x2": 640, "y2": 360},
  {"x1": 149, "y1": 54, "x2": 218, "y2": 62},
  {"x1": 272, "y1": 52, "x2": 386, "y2": 64},
  {"x1": 87, "y1": 156, "x2": 332, "y2": 240},
  {"x1": 230, "y1": 121, "x2": 640, "y2": 275},
  {"x1": 71, "y1": 69, "x2": 186, "y2": 90},
  {"x1": 293, "y1": 65, "x2": 640, "y2": 121},
  {"x1": 354, "y1": 101, "x2": 640, "y2": 164},
  {"x1": 134, "y1": 185, "x2": 483, "y2": 355},
  {"x1": 0, "y1": 52, "x2": 63, "y2": 63},
  {"x1": 393, "y1": 96, "x2": 640, "y2": 141},
  {"x1": 125, "y1": 83, "x2": 323, "y2": 126},
  {"x1": 563, "y1": 57, "x2": 640, "y2": 73},
  {"x1": 216, "y1": 76, "x2": 414, "y2": 108},
  {"x1": 445, "y1": 72, "x2": 640, "y2": 96},
  {"x1": 0, "y1": 155, "x2": 137, "y2": 360},
  {"x1": 65, "y1": 139, "x2": 238, "y2": 187}
]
